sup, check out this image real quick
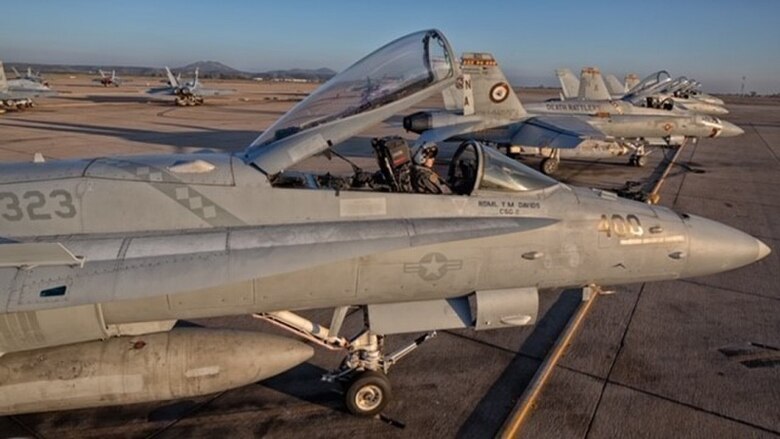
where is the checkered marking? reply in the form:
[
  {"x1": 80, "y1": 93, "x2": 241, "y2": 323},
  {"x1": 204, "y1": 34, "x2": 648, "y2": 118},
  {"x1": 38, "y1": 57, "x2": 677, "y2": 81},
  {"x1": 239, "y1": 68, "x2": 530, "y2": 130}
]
[
  {"x1": 174, "y1": 186, "x2": 217, "y2": 219},
  {"x1": 135, "y1": 166, "x2": 164, "y2": 182}
]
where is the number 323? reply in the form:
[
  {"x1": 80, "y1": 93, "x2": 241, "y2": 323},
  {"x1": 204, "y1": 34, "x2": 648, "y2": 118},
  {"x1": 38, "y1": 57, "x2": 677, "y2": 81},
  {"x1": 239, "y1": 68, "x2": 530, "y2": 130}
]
[{"x1": 0, "y1": 190, "x2": 77, "y2": 221}]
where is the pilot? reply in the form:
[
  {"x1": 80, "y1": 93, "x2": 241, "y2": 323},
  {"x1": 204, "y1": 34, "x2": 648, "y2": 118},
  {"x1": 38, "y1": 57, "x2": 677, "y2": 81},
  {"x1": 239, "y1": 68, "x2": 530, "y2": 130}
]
[{"x1": 411, "y1": 143, "x2": 451, "y2": 194}]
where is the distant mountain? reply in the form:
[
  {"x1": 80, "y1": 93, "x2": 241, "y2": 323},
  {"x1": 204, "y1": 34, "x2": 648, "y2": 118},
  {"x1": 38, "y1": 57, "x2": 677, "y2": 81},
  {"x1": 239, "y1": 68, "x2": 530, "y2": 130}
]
[
  {"x1": 3, "y1": 61, "x2": 336, "y2": 82},
  {"x1": 175, "y1": 61, "x2": 246, "y2": 77},
  {"x1": 254, "y1": 68, "x2": 336, "y2": 82}
]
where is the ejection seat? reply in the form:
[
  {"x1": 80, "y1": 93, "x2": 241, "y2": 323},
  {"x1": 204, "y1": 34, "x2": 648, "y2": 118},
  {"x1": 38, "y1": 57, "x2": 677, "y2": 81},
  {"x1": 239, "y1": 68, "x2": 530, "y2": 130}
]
[{"x1": 371, "y1": 136, "x2": 413, "y2": 192}]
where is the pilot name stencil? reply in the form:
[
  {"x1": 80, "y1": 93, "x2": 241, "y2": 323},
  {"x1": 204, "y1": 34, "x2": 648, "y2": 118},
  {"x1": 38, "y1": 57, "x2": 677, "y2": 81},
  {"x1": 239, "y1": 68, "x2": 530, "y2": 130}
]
[{"x1": 403, "y1": 252, "x2": 463, "y2": 281}]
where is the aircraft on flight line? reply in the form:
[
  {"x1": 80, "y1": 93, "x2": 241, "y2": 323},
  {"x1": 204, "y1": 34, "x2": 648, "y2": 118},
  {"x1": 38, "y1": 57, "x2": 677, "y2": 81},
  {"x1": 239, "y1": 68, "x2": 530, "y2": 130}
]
[
  {"x1": 146, "y1": 66, "x2": 234, "y2": 106},
  {"x1": 557, "y1": 67, "x2": 727, "y2": 115},
  {"x1": 0, "y1": 61, "x2": 56, "y2": 112},
  {"x1": 404, "y1": 53, "x2": 742, "y2": 174},
  {"x1": 0, "y1": 30, "x2": 769, "y2": 418},
  {"x1": 93, "y1": 69, "x2": 124, "y2": 87}
]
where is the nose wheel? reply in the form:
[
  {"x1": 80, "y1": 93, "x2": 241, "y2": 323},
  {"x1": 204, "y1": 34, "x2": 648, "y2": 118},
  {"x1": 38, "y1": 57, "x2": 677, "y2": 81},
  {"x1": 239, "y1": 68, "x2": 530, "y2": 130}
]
[{"x1": 344, "y1": 370, "x2": 392, "y2": 416}]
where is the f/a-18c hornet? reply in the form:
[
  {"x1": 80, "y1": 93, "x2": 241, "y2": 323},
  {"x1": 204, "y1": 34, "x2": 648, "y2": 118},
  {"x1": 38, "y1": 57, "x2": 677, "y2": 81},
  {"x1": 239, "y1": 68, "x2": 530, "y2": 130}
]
[
  {"x1": 146, "y1": 66, "x2": 234, "y2": 106},
  {"x1": 93, "y1": 69, "x2": 123, "y2": 87},
  {"x1": 0, "y1": 30, "x2": 769, "y2": 417},
  {"x1": 558, "y1": 67, "x2": 728, "y2": 115},
  {"x1": 11, "y1": 66, "x2": 48, "y2": 87},
  {"x1": 0, "y1": 61, "x2": 56, "y2": 113},
  {"x1": 405, "y1": 53, "x2": 743, "y2": 174}
]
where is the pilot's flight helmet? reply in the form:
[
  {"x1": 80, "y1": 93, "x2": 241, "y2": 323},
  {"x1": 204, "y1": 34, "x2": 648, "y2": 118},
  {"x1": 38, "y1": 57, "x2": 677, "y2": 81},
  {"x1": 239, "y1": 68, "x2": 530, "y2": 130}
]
[{"x1": 413, "y1": 143, "x2": 439, "y2": 165}]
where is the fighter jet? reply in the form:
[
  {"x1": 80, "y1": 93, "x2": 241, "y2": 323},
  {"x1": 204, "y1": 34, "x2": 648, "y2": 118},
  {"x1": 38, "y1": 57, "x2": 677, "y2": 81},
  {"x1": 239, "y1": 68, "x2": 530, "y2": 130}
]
[
  {"x1": 621, "y1": 70, "x2": 727, "y2": 113},
  {"x1": 93, "y1": 69, "x2": 123, "y2": 87},
  {"x1": 557, "y1": 67, "x2": 728, "y2": 116},
  {"x1": 11, "y1": 66, "x2": 48, "y2": 86},
  {"x1": 0, "y1": 30, "x2": 769, "y2": 418},
  {"x1": 405, "y1": 53, "x2": 743, "y2": 174},
  {"x1": 146, "y1": 66, "x2": 234, "y2": 106},
  {"x1": 0, "y1": 61, "x2": 56, "y2": 112}
]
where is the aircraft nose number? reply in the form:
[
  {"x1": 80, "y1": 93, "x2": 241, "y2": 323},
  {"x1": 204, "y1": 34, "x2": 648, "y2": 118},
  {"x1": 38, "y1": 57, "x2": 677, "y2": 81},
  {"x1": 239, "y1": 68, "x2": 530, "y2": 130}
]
[{"x1": 0, "y1": 190, "x2": 77, "y2": 221}]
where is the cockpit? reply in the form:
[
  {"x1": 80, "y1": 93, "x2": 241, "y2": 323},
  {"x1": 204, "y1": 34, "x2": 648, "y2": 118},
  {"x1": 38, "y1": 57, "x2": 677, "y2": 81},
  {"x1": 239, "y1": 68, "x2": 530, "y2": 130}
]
[
  {"x1": 273, "y1": 138, "x2": 558, "y2": 196},
  {"x1": 627, "y1": 70, "x2": 673, "y2": 96}
]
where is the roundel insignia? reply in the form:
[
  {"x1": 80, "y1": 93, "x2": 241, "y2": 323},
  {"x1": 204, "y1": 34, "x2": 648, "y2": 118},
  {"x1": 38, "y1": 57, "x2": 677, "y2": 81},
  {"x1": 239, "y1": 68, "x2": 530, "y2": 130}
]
[
  {"x1": 663, "y1": 123, "x2": 673, "y2": 132},
  {"x1": 489, "y1": 82, "x2": 510, "y2": 103}
]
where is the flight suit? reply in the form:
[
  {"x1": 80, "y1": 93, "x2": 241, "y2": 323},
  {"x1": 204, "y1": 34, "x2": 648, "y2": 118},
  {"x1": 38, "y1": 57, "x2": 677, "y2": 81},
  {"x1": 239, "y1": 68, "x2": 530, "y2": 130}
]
[{"x1": 411, "y1": 165, "x2": 451, "y2": 194}]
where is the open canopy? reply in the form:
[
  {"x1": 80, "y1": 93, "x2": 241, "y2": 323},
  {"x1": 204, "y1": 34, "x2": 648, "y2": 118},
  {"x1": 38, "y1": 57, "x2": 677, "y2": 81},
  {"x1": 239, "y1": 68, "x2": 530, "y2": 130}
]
[
  {"x1": 624, "y1": 70, "x2": 673, "y2": 99},
  {"x1": 244, "y1": 30, "x2": 457, "y2": 175}
]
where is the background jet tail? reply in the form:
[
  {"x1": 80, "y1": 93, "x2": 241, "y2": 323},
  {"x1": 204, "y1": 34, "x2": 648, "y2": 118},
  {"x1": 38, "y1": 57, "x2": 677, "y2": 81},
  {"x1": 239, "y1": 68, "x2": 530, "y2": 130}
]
[
  {"x1": 165, "y1": 67, "x2": 179, "y2": 88},
  {"x1": 604, "y1": 74, "x2": 626, "y2": 96},
  {"x1": 11, "y1": 66, "x2": 21, "y2": 79},
  {"x1": 459, "y1": 52, "x2": 526, "y2": 119},
  {"x1": 577, "y1": 67, "x2": 611, "y2": 100},
  {"x1": 0, "y1": 61, "x2": 8, "y2": 92},
  {"x1": 556, "y1": 68, "x2": 579, "y2": 99},
  {"x1": 624, "y1": 73, "x2": 640, "y2": 91}
]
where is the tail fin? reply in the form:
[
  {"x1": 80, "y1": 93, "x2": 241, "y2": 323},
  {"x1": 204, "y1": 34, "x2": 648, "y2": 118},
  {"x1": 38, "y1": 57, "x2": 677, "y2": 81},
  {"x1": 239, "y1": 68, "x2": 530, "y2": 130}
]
[
  {"x1": 604, "y1": 74, "x2": 625, "y2": 96},
  {"x1": 99, "y1": 69, "x2": 107, "y2": 78},
  {"x1": 0, "y1": 61, "x2": 8, "y2": 91},
  {"x1": 577, "y1": 67, "x2": 611, "y2": 100},
  {"x1": 165, "y1": 67, "x2": 179, "y2": 88},
  {"x1": 624, "y1": 73, "x2": 639, "y2": 91},
  {"x1": 556, "y1": 68, "x2": 579, "y2": 99},
  {"x1": 11, "y1": 66, "x2": 21, "y2": 78},
  {"x1": 111, "y1": 70, "x2": 116, "y2": 80},
  {"x1": 460, "y1": 52, "x2": 525, "y2": 118},
  {"x1": 193, "y1": 67, "x2": 199, "y2": 86}
]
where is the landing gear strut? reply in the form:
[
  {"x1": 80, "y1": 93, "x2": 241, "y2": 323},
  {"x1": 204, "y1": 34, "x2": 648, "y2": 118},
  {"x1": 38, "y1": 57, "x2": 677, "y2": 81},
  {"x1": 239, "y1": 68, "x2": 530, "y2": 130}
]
[
  {"x1": 627, "y1": 140, "x2": 649, "y2": 167},
  {"x1": 254, "y1": 307, "x2": 436, "y2": 416}
]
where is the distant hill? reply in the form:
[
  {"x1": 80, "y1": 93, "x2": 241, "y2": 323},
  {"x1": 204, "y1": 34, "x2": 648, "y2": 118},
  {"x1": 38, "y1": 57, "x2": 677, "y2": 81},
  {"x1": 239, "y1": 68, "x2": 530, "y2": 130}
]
[
  {"x1": 174, "y1": 61, "x2": 248, "y2": 79},
  {"x1": 254, "y1": 67, "x2": 336, "y2": 82},
  {"x1": 3, "y1": 61, "x2": 336, "y2": 82}
]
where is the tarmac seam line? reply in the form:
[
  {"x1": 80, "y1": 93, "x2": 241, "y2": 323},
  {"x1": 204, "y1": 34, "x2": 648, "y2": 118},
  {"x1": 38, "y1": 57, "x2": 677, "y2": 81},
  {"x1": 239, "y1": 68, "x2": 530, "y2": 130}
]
[
  {"x1": 749, "y1": 123, "x2": 780, "y2": 164},
  {"x1": 678, "y1": 279, "x2": 780, "y2": 302},
  {"x1": 583, "y1": 282, "x2": 647, "y2": 438},
  {"x1": 556, "y1": 363, "x2": 780, "y2": 436}
]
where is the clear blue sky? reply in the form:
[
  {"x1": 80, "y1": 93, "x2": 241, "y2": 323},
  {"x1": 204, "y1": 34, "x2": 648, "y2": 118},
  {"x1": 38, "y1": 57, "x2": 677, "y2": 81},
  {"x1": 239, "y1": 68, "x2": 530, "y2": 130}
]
[{"x1": 2, "y1": 0, "x2": 779, "y2": 93}]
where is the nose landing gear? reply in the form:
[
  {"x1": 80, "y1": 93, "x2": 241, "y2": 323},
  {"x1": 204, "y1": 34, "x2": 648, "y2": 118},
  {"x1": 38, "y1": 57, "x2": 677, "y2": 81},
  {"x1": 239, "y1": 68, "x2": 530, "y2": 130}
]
[{"x1": 254, "y1": 307, "x2": 436, "y2": 416}]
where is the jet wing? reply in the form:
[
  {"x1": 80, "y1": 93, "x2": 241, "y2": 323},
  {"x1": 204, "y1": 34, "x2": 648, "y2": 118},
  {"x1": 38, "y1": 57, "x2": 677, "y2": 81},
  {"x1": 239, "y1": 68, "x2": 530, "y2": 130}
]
[
  {"x1": 0, "y1": 217, "x2": 558, "y2": 313},
  {"x1": 511, "y1": 115, "x2": 608, "y2": 149}
]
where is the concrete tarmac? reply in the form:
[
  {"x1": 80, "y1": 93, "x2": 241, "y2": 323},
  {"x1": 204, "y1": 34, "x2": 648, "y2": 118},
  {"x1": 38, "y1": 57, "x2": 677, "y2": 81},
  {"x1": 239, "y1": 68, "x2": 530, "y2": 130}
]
[{"x1": 0, "y1": 76, "x2": 777, "y2": 438}]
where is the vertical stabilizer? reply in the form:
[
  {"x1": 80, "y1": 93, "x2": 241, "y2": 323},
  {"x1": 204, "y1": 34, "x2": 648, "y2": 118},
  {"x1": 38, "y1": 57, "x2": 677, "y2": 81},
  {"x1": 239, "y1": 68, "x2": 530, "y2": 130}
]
[
  {"x1": 604, "y1": 74, "x2": 626, "y2": 96},
  {"x1": 0, "y1": 61, "x2": 8, "y2": 91},
  {"x1": 165, "y1": 67, "x2": 179, "y2": 88},
  {"x1": 460, "y1": 53, "x2": 525, "y2": 118},
  {"x1": 578, "y1": 67, "x2": 611, "y2": 100},
  {"x1": 624, "y1": 73, "x2": 640, "y2": 91},
  {"x1": 556, "y1": 68, "x2": 579, "y2": 99}
]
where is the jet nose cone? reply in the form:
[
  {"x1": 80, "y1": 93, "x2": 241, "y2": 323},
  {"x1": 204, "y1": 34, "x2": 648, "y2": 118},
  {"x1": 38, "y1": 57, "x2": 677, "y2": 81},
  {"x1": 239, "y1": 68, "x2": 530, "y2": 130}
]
[
  {"x1": 757, "y1": 239, "x2": 772, "y2": 261},
  {"x1": 720, "y1": 121, "x2": 744, "y2": 137},
  {"x1": 682, "y1": 214, "x2": 769, "y2": 278},
  {"x1": 710, "y1": 105, "x2": 729, "y2": 115}
]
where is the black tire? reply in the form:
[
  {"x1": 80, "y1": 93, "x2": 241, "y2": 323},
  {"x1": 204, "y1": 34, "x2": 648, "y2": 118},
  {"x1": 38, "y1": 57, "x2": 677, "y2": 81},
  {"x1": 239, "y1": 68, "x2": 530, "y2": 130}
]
[
  {"x1": 345, "y1": 371, "x2": 391, "y2": 416},
  {"x1": 635, "y1": 155, "x2": 647, "y2": 167},
  {"x1": 540, "y1": 158, "x2": 559, "y2": 175}
]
